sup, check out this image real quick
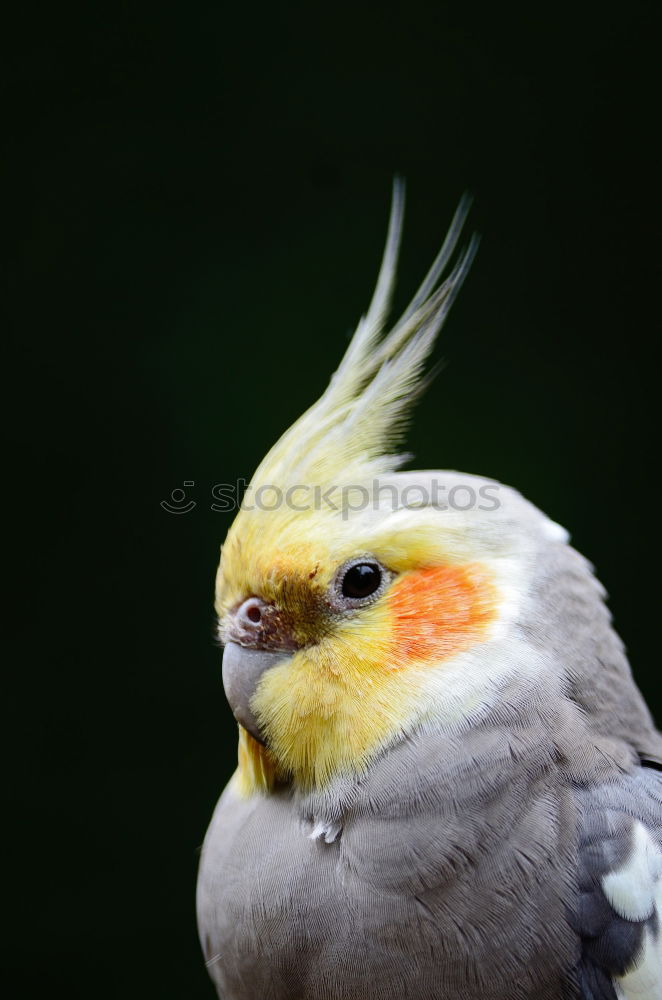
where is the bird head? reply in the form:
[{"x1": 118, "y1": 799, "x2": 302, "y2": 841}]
[{"x1": 213, "y1": 184, "x2": 610, "y2": 794}]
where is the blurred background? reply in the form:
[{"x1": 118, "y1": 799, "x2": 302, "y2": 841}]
[{"x1": 4, "y1": 0, "x2": 660, "y2": 996}]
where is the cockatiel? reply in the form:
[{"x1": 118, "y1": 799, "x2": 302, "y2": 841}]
[{"x1": 197, "y1": 184, "x2": 662, "y2": 1000}]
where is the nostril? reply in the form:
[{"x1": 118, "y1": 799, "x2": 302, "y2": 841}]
[{"x1": 237, "y1": 597, "x2": 264, "y2": 628}]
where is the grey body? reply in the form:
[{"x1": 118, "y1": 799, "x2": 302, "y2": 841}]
[
  {"x1": 198, "y1": 528, "x2": 662, "y2": 999},
  {"x1": 198, "y1": 731, "x2": 662, "y2": 999}
]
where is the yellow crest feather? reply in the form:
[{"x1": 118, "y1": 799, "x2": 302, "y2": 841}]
[{"x1": 249, "y1": 181, "x2": 477, "y2": 492}]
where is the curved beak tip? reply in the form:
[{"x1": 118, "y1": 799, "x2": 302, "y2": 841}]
[{"x1": 221, "y1": 641, "x2": 290, "y2": 744}]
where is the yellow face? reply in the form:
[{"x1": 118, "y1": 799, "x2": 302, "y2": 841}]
[{"x1": 216, "y1": 508, "x2": 499, "y2": 792}]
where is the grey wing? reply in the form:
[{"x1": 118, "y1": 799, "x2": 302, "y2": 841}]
[{"x1": 571, "y1": 765, "x2": 662, "y2": 1000}]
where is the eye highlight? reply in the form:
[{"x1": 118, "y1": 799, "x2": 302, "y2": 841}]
[{"x1": 341, "y1": 562, "x2": 382, "y2": 599}]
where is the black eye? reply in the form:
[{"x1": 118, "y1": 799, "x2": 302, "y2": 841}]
[{"x1": 341, "y1": 562, "x2": 383, "y2": 599}]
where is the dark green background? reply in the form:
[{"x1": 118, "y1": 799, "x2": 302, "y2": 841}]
[{"x1": 5, "y1": 1, "x2": 660, "y2": 996}]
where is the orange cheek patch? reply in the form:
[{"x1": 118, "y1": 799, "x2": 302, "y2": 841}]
[{"x1": 388, "y1": 563, "x2": 498, "y2": 663}]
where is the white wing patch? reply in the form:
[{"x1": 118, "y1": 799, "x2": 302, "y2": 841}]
[
  {"x1": 603, "y1": 822, "x2": 661, "y2": 921},
  {"x1": 603, "y1": 821, "x2": 662, "y2": 1000}
]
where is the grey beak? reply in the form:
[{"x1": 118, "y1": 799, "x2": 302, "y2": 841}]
[{"x1": 222, "y1": 641, "x2": 290, "y2": 744}]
